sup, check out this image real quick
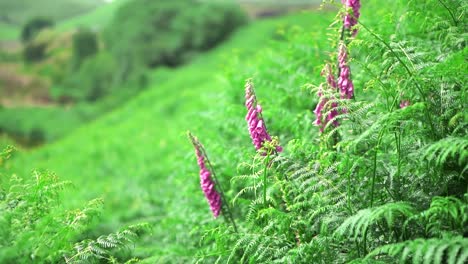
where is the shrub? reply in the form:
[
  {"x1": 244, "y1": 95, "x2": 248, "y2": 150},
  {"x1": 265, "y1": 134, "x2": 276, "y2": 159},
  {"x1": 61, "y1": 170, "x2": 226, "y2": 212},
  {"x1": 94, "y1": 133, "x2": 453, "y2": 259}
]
[
  {"x1": 62, "y1": 51, "x2": 118, "y2": 101},
  {"x1": 104, "y1": 0, "x2": 247, "y2": 80},
  {"x1": 23, "y1": 42, "x2": 47, "y2": 62},
  {"x1": 21, "y1": 17, "x2": 53, "y2": 43},
  {"x1": 71, "y1": 28, "x2": 99, "y2": 69}
]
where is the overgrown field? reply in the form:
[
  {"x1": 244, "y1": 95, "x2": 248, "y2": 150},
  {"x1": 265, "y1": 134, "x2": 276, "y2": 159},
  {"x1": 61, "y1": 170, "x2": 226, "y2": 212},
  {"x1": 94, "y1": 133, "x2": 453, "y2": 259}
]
[{"x1": 1, "y1": 0, "x2": 467, "y2": 263}]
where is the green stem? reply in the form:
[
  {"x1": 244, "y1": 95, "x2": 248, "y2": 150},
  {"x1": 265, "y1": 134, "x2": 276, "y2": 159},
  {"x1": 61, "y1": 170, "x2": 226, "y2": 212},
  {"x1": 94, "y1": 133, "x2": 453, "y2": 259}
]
[
  {"x1": 437, "y1": 0, "x2": 458, "y2": 26},
  {"x1": 394, "y1": 130, "x2": 402, "y2": 199},
  {"x1": 199, "y1": 143, "x2": 238, "y2": 233},
  {"x1": 370, "y1": 129, "x2": 385, "y2": 208},
  {"x1": 359, "y1": 22, "x2": 438, "y2": 140},
  {"x1": 263, "y1": 151, "x2": 271, "y2": 206}
]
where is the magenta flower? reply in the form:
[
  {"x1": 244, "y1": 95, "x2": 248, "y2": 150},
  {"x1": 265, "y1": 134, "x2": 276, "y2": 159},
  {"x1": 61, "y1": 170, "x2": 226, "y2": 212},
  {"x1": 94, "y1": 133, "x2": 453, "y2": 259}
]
[
  {"x1": 400, "y1": 100, "x2": 410, "y2": 109},
  {"x1": 314, "y1": 64, "x2": 339, "y2": 132},
  {"x1": 338, "y1": 44, "x2": 354, "y2": 100},
  {"x1": 245, "y1": 80, "x2": 282, "y2": 153},
  {"x1": 342, "y1": 0, "x2": 361, "y2": 36},
  {"x1": 188, "y1": 133, "x2": 221, "y2": 218}
]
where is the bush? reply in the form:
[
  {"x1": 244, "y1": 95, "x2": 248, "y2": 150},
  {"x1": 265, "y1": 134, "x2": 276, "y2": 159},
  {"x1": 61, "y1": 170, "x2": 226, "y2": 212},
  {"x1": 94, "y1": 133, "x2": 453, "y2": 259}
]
[
  {"x1": 104, "y1": 0, "x2": 247, "y2": 80},
  {"x1": 71, "y1": 28, "x2": 99, "y2": 69},
  {"x1": 22, "y1": 28, "x2": 55, "y2": 63},
  {"x1": 62, "y1": 52, "x2": 118, "y2": 102},
  {"x1": 21, "y1": 17, "x2": 53, "y2": 43},
  {"x1": 22, "y1": 42, "x2": 47, "y2": 62}
]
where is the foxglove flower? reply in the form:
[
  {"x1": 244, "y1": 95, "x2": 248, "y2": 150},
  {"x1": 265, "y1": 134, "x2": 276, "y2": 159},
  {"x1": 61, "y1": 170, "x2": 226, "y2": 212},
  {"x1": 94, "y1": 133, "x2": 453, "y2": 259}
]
[
  {"x1": 245, "y1": 80, "x2": 282, "y2": 153},
  {"x1": 342, "y1": 0, "x2": 361, "y2": 36},
  {"x1": 314, "y1": 64, "x2": 339, "y2": 132},
  {"x1": 400, "y1": 100, "x2": 410, "y2": 109},
  {"x1": 338, "y1": 43, "x2": 354, "y2": 100},
  {"x1": 188, "y1": 133, "x2": 221, "y2": 218}
]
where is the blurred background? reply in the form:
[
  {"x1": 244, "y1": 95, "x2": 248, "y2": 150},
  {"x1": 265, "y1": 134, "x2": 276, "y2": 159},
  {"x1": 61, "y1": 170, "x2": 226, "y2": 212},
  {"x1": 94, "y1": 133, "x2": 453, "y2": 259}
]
[{"x1": 0, "y1": 0, "x2": 323, "y2": 148}]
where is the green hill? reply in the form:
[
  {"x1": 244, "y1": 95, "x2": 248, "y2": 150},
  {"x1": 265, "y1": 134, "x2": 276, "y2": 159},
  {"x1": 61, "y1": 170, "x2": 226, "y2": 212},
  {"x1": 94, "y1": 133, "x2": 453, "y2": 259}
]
[
  {"x1": 5, "y1": 11, "x2": 331, "y2": 260},
  {"x1": 0, "y1": 0, "x2": 105, "y2": 26},
  {"x1": 58, "y1": 0, "x2": 129, "y2": 32},
  {"x1": 2, "y1": 0, "x2": 466, "y2": 262},
  {"x1": 0, "y1": 0, "x2": 122, "y2": 41}
]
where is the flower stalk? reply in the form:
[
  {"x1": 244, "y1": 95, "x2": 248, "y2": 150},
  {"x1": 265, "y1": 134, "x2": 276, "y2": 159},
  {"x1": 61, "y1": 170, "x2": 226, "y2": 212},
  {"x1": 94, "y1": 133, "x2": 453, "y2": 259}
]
[
  {"x1": 245, "y1": 79, "x2": 282, "y2": 153},
  {"x1": 188, "y1": 132, "x2": 237, "y2": 232}
]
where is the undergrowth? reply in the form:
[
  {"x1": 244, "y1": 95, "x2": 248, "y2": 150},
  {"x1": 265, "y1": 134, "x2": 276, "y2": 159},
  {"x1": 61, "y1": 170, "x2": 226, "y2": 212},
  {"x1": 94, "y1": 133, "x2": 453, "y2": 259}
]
[
  {"x1": 192, "y1": 0, "x2": 467, "y2": 263},
  {"x1": 1, "y1": 0, "x2": 466, "y2": 263}
]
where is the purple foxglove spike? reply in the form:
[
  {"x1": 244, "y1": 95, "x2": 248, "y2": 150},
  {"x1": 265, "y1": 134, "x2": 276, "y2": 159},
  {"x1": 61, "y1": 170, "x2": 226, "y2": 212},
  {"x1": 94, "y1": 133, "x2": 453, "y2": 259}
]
[
  {"x1": 189, "y1": 134, "x2": 222, "y2": 218},
  {"x1": 342, "y1": 0, "x2": 361, "y2": 36},
  {"x1": 338, "y1": 44, "x2": 354, "y2": 100},
  {"x1": 244, "y1": 80, "x2": 282, "y2": 153}
]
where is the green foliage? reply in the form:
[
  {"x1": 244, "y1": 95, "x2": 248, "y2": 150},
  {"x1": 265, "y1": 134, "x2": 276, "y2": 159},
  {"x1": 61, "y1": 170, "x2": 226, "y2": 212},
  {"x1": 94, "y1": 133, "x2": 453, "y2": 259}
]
[
  {"x1": 63, "y1": 51, "x2": 118, "y2": 101},
  {"x1": 0, "y1": 148, "x2": 149, "y2": 263},
  {"x1": 71, "y1": 28, "x2": 99, "y2": 69},
  {"x1": 366, "y1": 236, "x2": 468, "y2": 264},
  {"x1": 20, "y1": 17, "x2": 53, "y2": 42},
  {"x1": 2, "y1": 0, "x2": 466, "y2": 263},
  {"x1": 0, "y1": 106, "x2": 94, "y2": 144},
  {"x1": 0, "y1": 0, "x2": 102, "y2": 26},
  {"x1": 22, "y1": 41, "x2": 47, "y2": 62},
  {"x1": 66, "y1": 223, "x2": 151, "y2": 263},
  {"x1": 192, "y1": 0, "x2": 467, "y2": 262},
  {"x1": 104, "y1": 0, "x2": 247, "y2": 81}
]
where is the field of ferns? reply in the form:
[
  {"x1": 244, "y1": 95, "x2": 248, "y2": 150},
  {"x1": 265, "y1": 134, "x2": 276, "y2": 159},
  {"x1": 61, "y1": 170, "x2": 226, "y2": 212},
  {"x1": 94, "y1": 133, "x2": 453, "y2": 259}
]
[{"x1": 0, "y1": 0, "x2": 466, "y2": 263}]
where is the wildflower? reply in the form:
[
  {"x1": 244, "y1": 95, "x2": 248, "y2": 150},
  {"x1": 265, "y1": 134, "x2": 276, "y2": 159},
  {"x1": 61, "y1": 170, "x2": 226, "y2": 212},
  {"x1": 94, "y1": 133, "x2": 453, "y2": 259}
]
[
  {"x1": 245, "y1": 79, "x2": 282, "y2": 153},
  {"x1": 314, "y1": 64, "x2": 339, "y2": 132},
  {"x1": 400, "y1": 100, "x2": 410, "y2": 109},
  {"x1": 188, "y1": 132, "x2": 221, "y2": 218},
  {"x1": 342, "y1": 0, "x2": 361, "y2": 36},
  {"x1": 338, "y1": 43, "x2": 354, "y2": 100}
]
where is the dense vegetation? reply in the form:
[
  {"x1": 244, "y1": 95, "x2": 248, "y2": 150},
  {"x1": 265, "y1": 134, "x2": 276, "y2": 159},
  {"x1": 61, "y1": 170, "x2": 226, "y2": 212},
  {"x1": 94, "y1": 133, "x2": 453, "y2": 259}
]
[
  {"x1": 0, "y1": 0, "x2": 103, "y2": 25},
  {"x1": 0, "y1": 0, "x2": 246, "y2": 145},
  {"x1": 1, "y1": 0, "x2": 467, "y2": 263}
]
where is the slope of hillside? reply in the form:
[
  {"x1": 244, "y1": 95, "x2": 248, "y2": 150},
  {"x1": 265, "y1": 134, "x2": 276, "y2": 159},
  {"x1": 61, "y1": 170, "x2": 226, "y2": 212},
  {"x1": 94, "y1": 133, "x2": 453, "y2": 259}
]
[
  {"x1": 0, "y1": 0, "x2": 104, "y2": 25},
  {"x1": 58, "y1": 0, "x2": 129, "y2": 31},
  {"x1": 3, "y1": 0, "x2": 466, "y2": 262},
  {"x1": 4, "y1": 11, "x2": 332, "y2": 261},
  {"x1": 0, "y1": 0, "x2": 122, "y2": 41}
]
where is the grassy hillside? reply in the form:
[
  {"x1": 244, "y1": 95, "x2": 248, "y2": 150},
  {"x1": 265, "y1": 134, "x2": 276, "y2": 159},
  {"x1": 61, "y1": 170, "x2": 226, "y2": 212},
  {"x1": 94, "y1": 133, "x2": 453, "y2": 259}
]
[
  {"x1": 3, "y1": 11, "x2": 331, "y2": 261},
  {"x1": 58, "y1": 0, "x2": 129, "y2": 32},
  {"x1": 0, "y1": 24, "x2": 18, "y2": 40},
  {"x1": 0, "y1": 0, "x2": 120, "y2": 41},
  {"x1": 2, "y1": 0, "x2": 466, "y2": 262},
  {"x1": 0, "y1": 0, "x2": 104, "y2": 26}
]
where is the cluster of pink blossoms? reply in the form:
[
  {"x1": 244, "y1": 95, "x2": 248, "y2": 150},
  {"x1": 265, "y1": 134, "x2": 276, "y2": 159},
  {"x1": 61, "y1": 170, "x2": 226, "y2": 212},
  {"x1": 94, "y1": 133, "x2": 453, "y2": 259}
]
[
  {"x1": 245, "y1": 80, "x2": 282, "y2": 153},
  {"x1": 314, "y1": 1, "x2": 361, "y2": 132},
  {"x1": 342, "y1": 0, "x2": 361, "y2": 36},
  {"x1": 338, "y1": 44, "x2": 355, "y2": 100},
  {"x1": 400, "y1": 100, "x2": 410, "y2": 109},
  {"x1": 314, "y1": 64, "x2": 339, "y2": 132},
  {"x1": 189, "y1": 133, "x2": 221, "y2": 218}
]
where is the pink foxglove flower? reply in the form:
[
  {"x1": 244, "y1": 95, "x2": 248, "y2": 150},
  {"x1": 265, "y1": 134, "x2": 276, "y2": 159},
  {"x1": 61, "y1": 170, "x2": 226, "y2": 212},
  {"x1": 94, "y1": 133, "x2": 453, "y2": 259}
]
[
  {"x1": 314, "y1": 64, "x2": 339, "y2": 132},
  {"x1": 400, "y1": 100, "x2": 410, "y2": 109},
  {"x1": 245, "y1": 80, "x2": 282, "y2": 153},
  {"x1": 342, "y1": 0, "x2": 361, "y2": 36},
  {"x1": 338, "y1": 43, "x2": 354, "y2": 100},
  {"x1": 188, "y1": 133, "x2": 221, "y2": 218}
]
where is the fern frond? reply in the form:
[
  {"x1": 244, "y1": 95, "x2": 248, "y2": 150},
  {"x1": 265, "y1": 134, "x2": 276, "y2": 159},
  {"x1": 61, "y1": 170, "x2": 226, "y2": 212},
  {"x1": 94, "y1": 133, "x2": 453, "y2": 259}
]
[
  {"x1": 334, "y1": 202, "x2": 416, "y2": 240},
  {"x1": 422, "y1": 136, "x2": 468, "y2": 167},
  {"x1": 365, "y1": 236, "x2": 468, "y2": 264}
]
